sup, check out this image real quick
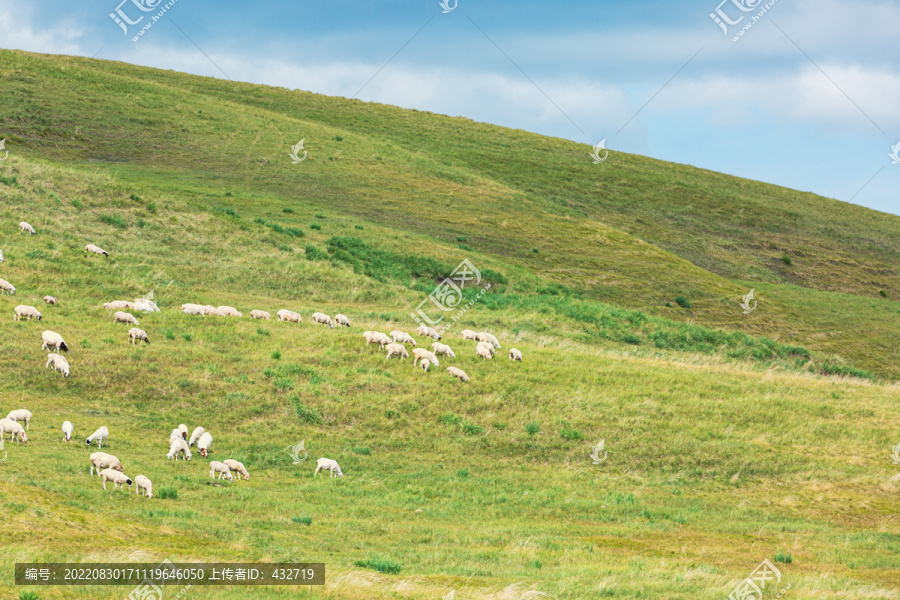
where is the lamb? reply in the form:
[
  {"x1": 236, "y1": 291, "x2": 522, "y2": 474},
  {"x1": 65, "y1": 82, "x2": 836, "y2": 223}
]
[
  {"x1": 311, "y1": 312, "x2": 334, "y2": 328},
  {"x1": 509, "y1": 348, "x2": 523, "y2": 362},
  {"x1": 178, "y1": 424, "x2": 188, "y2": 439},
  {"x1": 461, "y1": 329, "x2": 478, "y2": 341},
  {"x1": 197, "y1": 431, "x2": 213, "y2": 458},
  {"x1": 419, "y1": 358, "x2": 431, "y2": 372},
  {"x1": 476, "y1": 332, "x2": 501, "y2": 349},
  {"x1": 276, "y1": 309, "x2": 302, "y2": 323},
  {"x1": 46, "y1": 353, "x2": 70, "y2": 377},
  {"x1": 101, "y1": 468, "x2": 133, "y2": 491},
  {"x1": 19, "y1": 221, "x2": 35, "y2": 235},
  {"x1": 85, "y1": 426, "x2": 109, "y2": 448},
  {"x1": 314, "y1": 457, "x2": 343, "y2": 477},
  {"x1": 113, "y1": 311, "x2": 138, "y2": 325},
  {"x1": 6, "y1": 409, "x2": 32, "y2": 430},
  {"x1": 169, "y1": 428, "x2": 184, "y2": 444},
  {"x1": 14, "y1": 305, "x2": 41, "y2": 321},
  {"x1": 447, "y1": 366, "x2": 470, "y2": 382},
  {"x1": 181, "y1": 303, "x2": 205, "y2": 315},
  {"x1": 43, "y1": 295, "x2": 58, "y2": 305},
  {"x1": 223, "y1": 459, "x2": 250, "y2": 481},
  {"x1": 203, "y1": 305, "x2": 225, "y2": 317},
  {"x1": 104, "y1": 300, "x2": 135, "y2": 310},
  {"x1": 431, "y1": 342, "x2": 456, "y2": 358},
  {"x1": 132, "y1": 298, "x2": 160, "y2": 312},
  {"x1": 135, "y1": 475, "x2": 153, "y2": 499},
  {"x1": 476, "y1": 341, "x2": 496, "y2": 357},
  {"x1": 128, "y1": 328, "x2": 150, "y2": 345},
  {"x1": 85, "y1": 244, "x2": 109, "y2": 257},
  {"x1": 475, "y1": 344, "x2": 493, "y2": 360},
  {"x1": 417, "y1": 324, "x2": 442, "y2": 340},
  {"x1": 250, "y1": 310, "x2": 271, "y2": 320},
  {"x1": 0, "y1": 278, "x2": 14, "y2": 295},
  {"x1": 42, "y1": 331, "x2": 68, "y2": 352},
  {"x1": 188, "y1": 426, "x2": 205, "y2": 446},
  {"x1": 334, "y1": 314, "x2": 351, "y2": 327},
  {"x1": 390, "y1": 331, "x2": 417, "y2": 346},
  {"x1": 167, "y1": 438, "x2": 192, "y2": 460},
  {"x1": 363, "y1": 331, "x2": 391, "y2": 349},
  {"x1": 0, "y1": 418, "x2": 27, "y2": 443},
  {"x1": 218, "y1": 306, "x2": 243, "y2": 317},
  {"x1": 90, "y1": 451, "x2": 123, "y2": 475},
  {"x1": 209, "y1": 461, "x2": 234, "y2": 480},
  {"x1": 412, "y1": 348, "x2": 440, "y2": 368},
  {"x1": 62, "y1": 420, "x2": 73, "y2": 441},
  {"x1": 385, "y1": 343, "x2": 409, "y2": 360}
]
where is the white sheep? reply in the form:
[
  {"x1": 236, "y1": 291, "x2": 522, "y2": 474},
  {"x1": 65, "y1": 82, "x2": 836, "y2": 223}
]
[
  {"x1": 101, "y1": 468, "x2": 133, "y2": 491},
  {"x1": 314, "y1": 457, "x2": 343, "y2": 477},
  {"x1": 250, "y1": 310, "x2": 271, "y2": 320},
  {"x1": 178, "y1": 423, "x2": 188, "y2": 439},
  {"x1": 41, "y1": 330, "x2": 69, "y2": 353},
  {"x1": 334, "y1": 314, "x2": 351, "y2": 327},
  {"x1": 364, "y1": 331, "x2": 390, "y2": 349},
  {"x1": 167, "y1": 438, "x2": 192, "y2": 460},
  {"x1": 90, "y1": 451, "x2": 123, "y2": 475},
  {"x1": 6, "y1": 409, "x2": 32, "y2": 430},
  {"x1": 128, "y1": 328, "x2": 150, "y2": 345},
  {"x1": 223, "y1": 459, "x2": 250, "y2": 480},
  {"x1": 62, "y1": 420, "x2": 73, "y2": 442},
  {"x1": 277, "y1": 309, "x2": 302, "y2": 323},
  {"x1": 476, "y1": 332, "x2": 501, "y2": 349},
  {"x1": 197, "y1": 431, "x2": 213, "y2": 457},
  {"x1": 475, "y1": 344, "x2": 493, "y2": 360},
  {"x1": 104, "y1": 300, "x2": 135, "y2": 310},
  {"x1": 14, "y1": 305, "x2": 41, "y2": 321},
  {"x1": 181, "y1": 303, "x2": 205, "y2": 315},
  {"x1": 509, "y1": 348, "x2": 523, "y2": 362},
  {"x1": 46, "y1": 353, "x2": 70, "y2": 377},
  {"x1": 218, "y1": 306, "x2": 243, "y2": 317},
  {"x1": 209, "y1": 461, "x2": 233, "y2": 480},
  {"x1": 188, "y1": 426, "x2": 205, "y2": 447},
  {"x1": 311, "y1": 312, "x2": 334, "y2": 328},
  {"x1": 113, "y1": 311, "x2": 138, "y2": 325},
  {"x1": 169, "y1": 428, "x2": 184, "y2": 444},
  {"x1": 43, "y1": 295, "x2": 58, "y2": 305},
  {"x1": 447, "y1": 366, "x2": 470, "y2": 382},
  {"x1": 412, "y1": 348, "x2": 439, "y2": 368},
  {"x1": 417, "y1": 324, "x2": 442, "y2": 340},
  {"x1": 0, "y1": 278, "x2": 14, "y2": 295},
  {"x1": 85, "y1": 426, "x2": 109, "y2": 448},
  {"x1": 132, "y1": 298, "x2": 160, "y2": 312},
  {"x1": 0, "y1": 418, "x2": 27, "y2": 443},
  {"x1": 419, "y1": 358, "x2": 431, "y2": 372},
  {"x1": 204, "y1": 305, "x2": 225, "y2": 317},
  {"x1": 0, "y1": 249, "x2": 3, "y2": 262},
  {"x1": 461, "y1": 329, "x2": 478, "y2": 341},
  {"x1": 476, "y1": 341, "x2": 496, "y2": 357},
  {"x1": 431, "y1": 342, "x2": 456, "y2": 358},
  {"x1": 135, "y1": 475, "x2": 153, "y2": 499},
  {"x1": 385, "y1": 343, "x2": 409, "y2": 360},
  {"x1": 85, "y1": 244, "x2": 109, "y2": 257},
  {"x1": 19, "y1": 221, "x2": 35, "y2": 235},
  {"x1": 390, "y1": 330, "x2": 417, "y2": 346}
]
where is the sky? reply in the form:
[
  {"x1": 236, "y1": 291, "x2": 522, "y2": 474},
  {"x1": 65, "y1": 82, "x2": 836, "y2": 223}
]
[{"x1": 1, "y1": 0, "x2": 898, "y2": 216}]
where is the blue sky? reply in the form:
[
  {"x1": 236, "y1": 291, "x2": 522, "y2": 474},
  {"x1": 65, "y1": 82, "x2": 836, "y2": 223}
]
[{"x1": 2, "y1": 0, "x2": 898, "y2": 215}]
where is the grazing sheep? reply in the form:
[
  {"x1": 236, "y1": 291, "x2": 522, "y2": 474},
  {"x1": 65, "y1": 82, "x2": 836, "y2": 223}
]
[
  {"x1": 209, "y1": 461, "x2": 234, "y2": 480},
  {"x1": 85, "y1": 244, "x2": 109, "y2": 257},
  {"x1": 276, "y1": 309, "x2": 302, "y2": 323},
  {"x1": 6, "y1": 409, "x2": 32, "y2": 430},
  {"x1": 182, "y1": 303, "x2": 205, "y2": 315},
  {"x1": 104, "y1": 300, "x2": 135, "y2": 310},
  {"x1": 43, "y1": 295, "x2": 57, "y2": 305},
  {"x1": 250, "y1": 310, "x2": 271, "y2": 320},
  {"x1": 223, "y1": 459, "x2": 250, "y2": 481},
  {"x1": 432, "y1": 342, "x2": 456, "y2": 358},
  {"x1": 364, "y1": 331, "x2": 391, "y2": 349},
  {"x1": 85, "y1": 426, "x2": 109, "y2": 448},
  {"x1": 132, "y1": 298, "x2": 160, "y2": 312},
  {"x1": 14, "y1": 305, "x2": 41, "y2": 321},
  {"x1": 334, "y1": 314, "x2": 351, "y2": 327},
  {"x1": 62, "y1": 420, "x2": 73, "y2": 442},
  {"x1": 188, "y1": 426, "x2": 205, "y2": 447},
  {"x1": 461, "y1": 329, "x2": 478, "y2": 341},
  {"x1": 475, "y1": 332, "x2": 501, "y2": 349},
  {"x1": 0, "y1": 249, "x2": 3, "y2": 262},
  {"x1": 476, "y1": 341, "x2": 496, "y2": 357},
  {"x1": 113, "y1": 311, "x2": 138, "y2": 325},
  {"x1": 135, "y1": 475, "x2": 153, "y2": 499},
  {"x1": 509, "y1": 348, "x2": 523, "y2": 362},
  {"x1": 169, "y1": 428, "x2": 184, "y2": 444},
  {"x1": 101, "y1": 468, "x2": 133, "y2": 491},
  {"x1": 42, "y1": 331, "x2": 68, "y2": 352},
  {"x1": 390, "y1": 331, "x2": 417, "y2": 346},
  {"x1": 419, "y1": 358, "x2": 431, "y2": 372},
  {"x1": 412, "y1": 348, "x2": 440, "y2": 368},
  {"x1": 19, "y1": 221, "x2": 35, "y2": 235},
  {"x1": 475, "y1": 344, "x2": 493, "y2": 360},
  {"x1": 417, "y1": 324, "x2": 442, "y2": 340},
  {"x1": 447, "y1": 366, "x2": 470, "y2": 382},
  {"x1": 314, "y1": 458, "x2": 343, "y2": 477},
  {"x1": 178, "y1": 424, "x2": 188, "y2": 439},
  {"x1": 0, "y1": 418, "x2": 27, "y2": 443},
  {"x1": 197, "y1": 431, "x2": 213, "y2": 458},
  {"x1": 311, "y1": 312, "x2": 334, "y2": 328},
  {"x1": 128, "y1": 328, "x2": 150, "y2": 345},
  {"x1": 218, "y1": 306, "x2": 243, "y2": 317},
  {"x1": 385, "y1": 343, "x2": 409, "y2": 360},
  {"x1": 90, "y1": 452, "x2": 123, "y2": 476},
  {"x1": 204, "y1": 305, "x2": 225, "y2": 317},
  {"x1": 46, "y1": 353, "x2": 70, "y2": 377},
  {"x1": 167, "y1": 438, "x2": 192, "y2": 460},
  {"x1": 0, "y1": 278, "x2": 14, "y2": 295}
]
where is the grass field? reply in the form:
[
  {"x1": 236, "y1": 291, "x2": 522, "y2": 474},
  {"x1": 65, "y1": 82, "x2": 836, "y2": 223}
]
[{"x1": 0, "y1": 49, "x2": 898, "y2": 600}]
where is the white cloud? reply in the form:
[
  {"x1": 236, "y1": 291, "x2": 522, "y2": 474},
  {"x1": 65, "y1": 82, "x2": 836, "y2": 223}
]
[{"x1": 0, "y1": 4, "x2": 83, "y2": 56}]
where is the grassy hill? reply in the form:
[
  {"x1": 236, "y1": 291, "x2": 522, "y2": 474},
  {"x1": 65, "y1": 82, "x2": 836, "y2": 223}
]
[{"x1": 0, "y1": 49, "x2": 898, "y2": 600}]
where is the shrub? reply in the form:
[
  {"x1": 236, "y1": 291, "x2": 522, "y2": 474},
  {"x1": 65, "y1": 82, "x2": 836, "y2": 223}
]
[
  {"x1": 526, "y1": 422, "x2": 540, "y2": 436},
  {"x1": 315, "y1": 214, "x2": 327, "y2": 219},
  {"x1": 456, "y1": 469, "x2": 469, "y2": 479},
  {"x1": 818, "y1": 363, "x2": 874, "y2": 381},
  {"x1": 559, "y1": 422, "x2": 583, "y2": 441},
  {"x1": 458, "y1": 244, "x2": 472, "y2": 251},
  {"x1": 532, "y1": 248, "x2": 539, "y2": 253},
  {"x1": 282, "y1": 207, "x2": 294, "y2": 213},
  {"x1": 20, "y1": 592, "x2": 40, "y2": 600},
  {"x1": 182, "y1": 333, "x2": 192, "y2": 342},
  {"x1": 334, "y1": 136, "x2": 343, "y2": 141},
  {"x1": 456, "y1": 236, "x2": 467, "y2": 242},
  {"x1": 623, "y1": 334, "x2": 641, "y2": 345},
  {"x1": 292, "y1": 397, "x2": 323, "y2": 424},
  {"x1": 781, "y1": 255, "x2": 792, "y2": 265},
  {"x1": 774, "y1": 552, "x2": 792, "y2": 564},
  {"x1": 310, "y1": 223, "x2": 322, "y2": 230},
  {"x1": 271, "y1": 350, "x2": 281, "y2": 360},
  {"x1": 147, "y1": 201, "x2": 158, "y2": 214},
  {"x1": 158, "y1": 487, "x2": 178, "y2": 500},
  {"x1": 129, "y1": 193, "x2": 141, "y2": 201},
  {"x1": 879, "y1": 290, "x2": 888, "y2": 297},
  {"x1": 257, "y1": 328, "x2": 270, "y2": 337},
  {"x1": 72, "y1": 199, "x2": 83, "y2": 209},
  {"x1": 354, "y1": 558, "x2": 401, "y2": 574},
  {"x1": 674, "y1": 296, "x2": 691, "y2": 309},
  {"x1": 305, "y1": 244, "x2": 327, "y2": 261},
  {"x1": 216, "y1": 207, "x2": 239, "y2": 217},
  {"x1": 292, "y1": 516, "x2": 312, "y2": 525},
  {"x1": 354, "y1": 225, "x2": 364, "y2": 230}
]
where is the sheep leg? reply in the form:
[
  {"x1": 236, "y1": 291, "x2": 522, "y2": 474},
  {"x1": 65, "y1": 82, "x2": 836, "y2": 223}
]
[{"x1": 314, "y1": 466, "x2": 321, "y2": 476}]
